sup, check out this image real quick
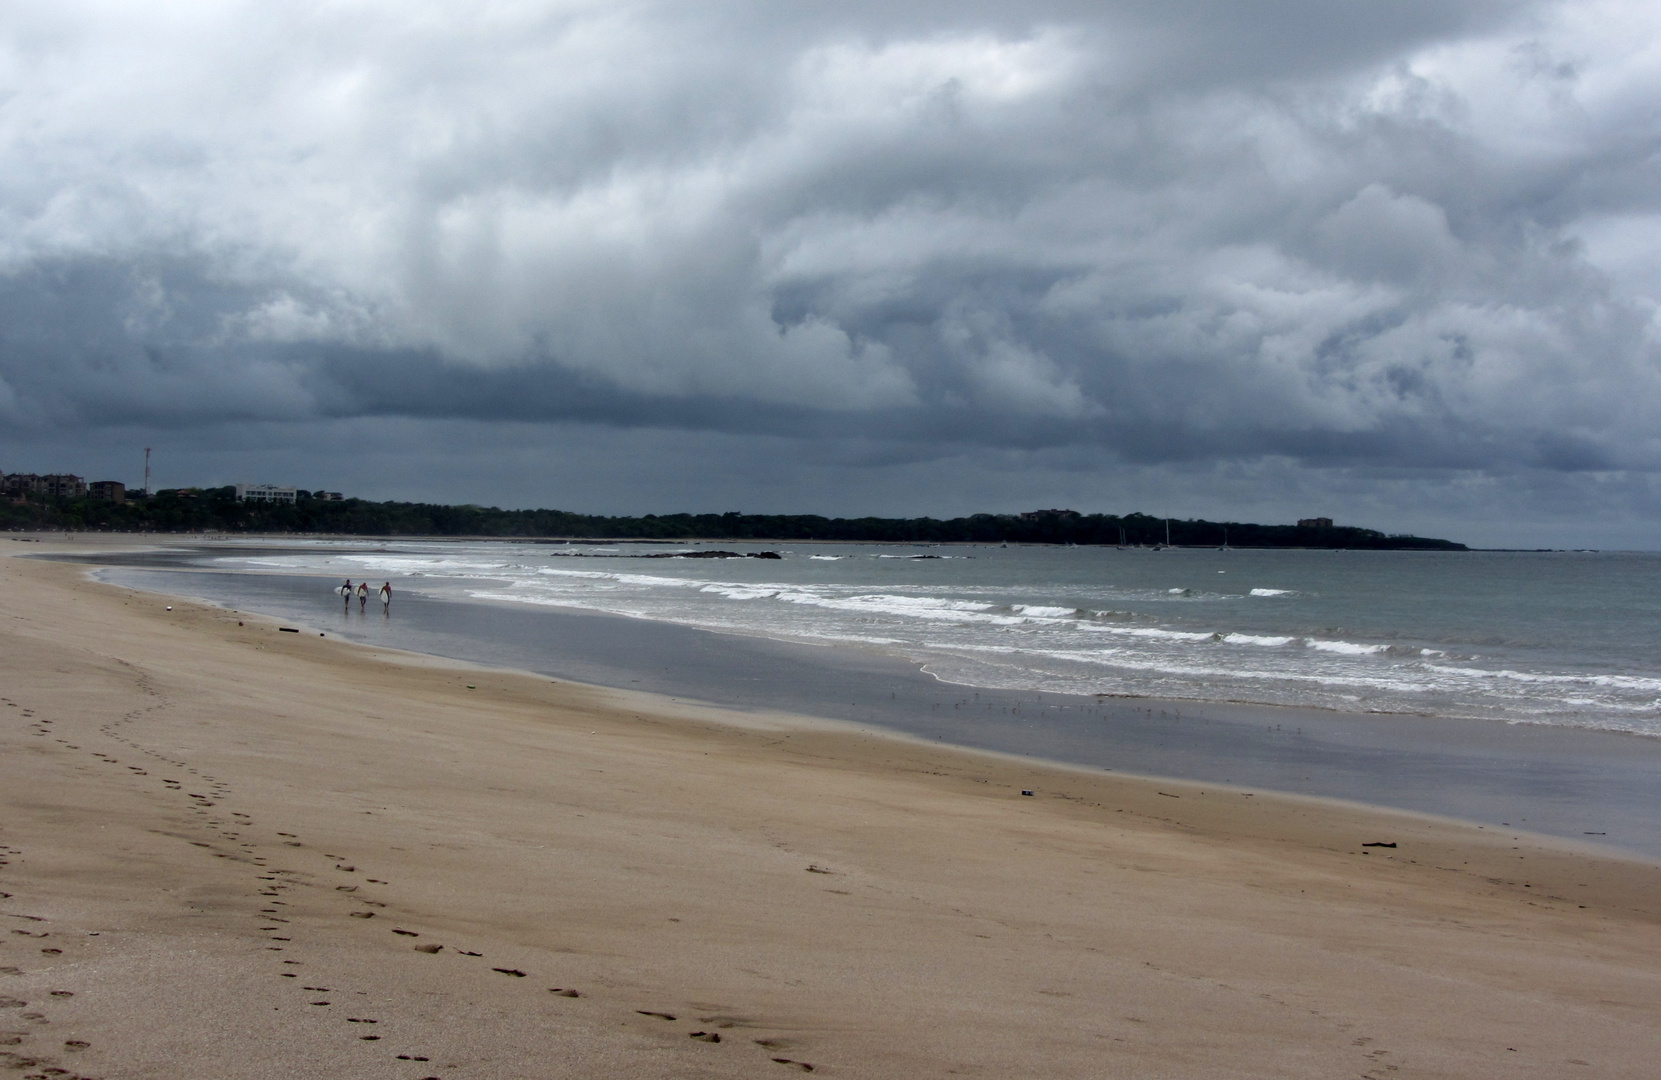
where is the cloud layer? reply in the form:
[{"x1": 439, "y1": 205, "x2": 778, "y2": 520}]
[{"x1": 3, "y1": 1, "x2": 1660, "y2": 536}]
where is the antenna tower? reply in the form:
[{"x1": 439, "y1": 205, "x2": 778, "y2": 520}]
[{"x1": 144, "y1": 447, "x2": 152, "y2": 495}]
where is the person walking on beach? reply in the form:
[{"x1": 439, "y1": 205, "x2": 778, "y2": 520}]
[
  {"x1": 357, "y1": 581, "x2": 369, "y2": 610},
  {"x1": 342, "y1": 579, "x2": 353, "y2": 607},
  {"x1": 379, "y1": 581, "x2": 392, "y2": 611}
]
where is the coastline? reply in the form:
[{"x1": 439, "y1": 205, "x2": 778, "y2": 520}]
[
  {"x1": 4, "y1": 538, "x2": 1661, "y2": 1077},
  {"x1": 61, "y1": 543, "x2": 1661, "y2": 859}
]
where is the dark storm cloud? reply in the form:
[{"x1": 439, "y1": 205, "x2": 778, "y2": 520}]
[{"x1": 2, "y1": 0, "x2": 1660, "y2": 493}]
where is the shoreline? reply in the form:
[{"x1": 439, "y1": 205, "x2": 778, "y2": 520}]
[
  {"x1": 21, "y1": 537, "x2": 1661, "y2": 879},
  {"x1": 4, "y1": 538, "x2": 1661, "y2": 1077},
  {"x1": 92, "y1": 563, "x2": 1643, "y2": 861},
  {"x1": 53, "y1": 541, "x2": 1661, "y2": 860}
]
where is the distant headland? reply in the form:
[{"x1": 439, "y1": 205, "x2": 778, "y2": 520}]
[{"x1": 0, "y1": 480, "x2": 1466, "y2": 550}]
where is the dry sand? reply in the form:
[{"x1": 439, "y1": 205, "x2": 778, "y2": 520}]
[{"x1": 2, "y1": 539, "x2": 1660, "y2": 1079}]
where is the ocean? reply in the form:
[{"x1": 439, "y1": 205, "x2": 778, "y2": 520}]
[
  {"x1": 60, "y1": 538, "x2": 1661, "y2": 857},
  {"x1": 204, "y1": 539, "x2": 1661, "y2": 736}
]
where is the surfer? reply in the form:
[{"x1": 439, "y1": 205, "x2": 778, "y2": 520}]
[
  {"x1": 357, "y1": 581, "x2": 369, "y2": 610},
  {"x1": 341, "y1": 579, "x2": 353, "y2": 606},
  {"x1": 379, "y1": 581, "x2": 392, "y2": 611}
]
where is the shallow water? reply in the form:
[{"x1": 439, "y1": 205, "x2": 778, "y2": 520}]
[{"x1": 201, "y1": 539, "x2": 1661, "y2": 735}]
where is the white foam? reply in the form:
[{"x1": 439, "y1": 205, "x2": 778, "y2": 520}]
[
  {"x1": 1075, "y1": 625, "x2": 1218, "y2": 643},
  {"x1": 699, "y1": 584, "x2": 782, "y2": 601},
  {"x1": 1305, "y1": 638, "x2": 1388, "y2": 655},
  {"x1": 535, "y1": 567, "x2": 717, "y2": 590},
  {"x1": 1250, "y1": 588, "x2": 1293, "y2": 597},
  {"x1": 321, "y1": 554, "x2": 516, "y2": 575},
  {"x1": 1423, "y1": 665, "x2": 1661, "y2": 693},
  {"x1": 1222, "y1": 633, "x2": 1296, "y2": 647},
  {"x1": 932, "y1": 643, "x2": 1445, "y2": 695},
  {"x1": 220, "y1": 556, "x2": 320, "y2": 570},
  {"x1": 505, "y1": 574, "x2": 1052, "y2": 628}
]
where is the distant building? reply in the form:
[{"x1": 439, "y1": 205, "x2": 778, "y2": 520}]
[
  {"x1": 88, "y1": 480, "x2": 126, "y2": 503},
  {"x1": 2, "y1": 473, "x2": 87, "y2": 498},
  {"x1": 1298, "y1": 517, "x2": 1334, "y2": 528},
  {"x1": 235, "y1": 483, "x2": 298, "y2": 504},
  {"x1": 315, "y1": 491, "x2": 344, "y2": 501},
  {"x1": 47, "y1": 475, "x2": 87, "y2": 498}
]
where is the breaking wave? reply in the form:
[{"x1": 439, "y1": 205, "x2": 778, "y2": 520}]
[{"x1": 205, "y1": 541, "x2": 1661, "y2": 735}]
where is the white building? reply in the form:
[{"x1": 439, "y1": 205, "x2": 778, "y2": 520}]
[{"x1": 235, "y1": 483, "x2": 298, "y2": 504}]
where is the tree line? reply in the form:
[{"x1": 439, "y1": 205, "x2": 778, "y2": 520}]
[{"x1": 0, "y1": 487, "x2": 1466, "y2": 549}]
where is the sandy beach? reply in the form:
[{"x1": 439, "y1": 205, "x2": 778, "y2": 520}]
[{"x1": 3, "y1": 540, "x2": 1661, "y2": 1079}]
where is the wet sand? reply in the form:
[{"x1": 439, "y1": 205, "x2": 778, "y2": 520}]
[{"x1": 4, "y1": 539, "x2": 1661, "y2": 1079}]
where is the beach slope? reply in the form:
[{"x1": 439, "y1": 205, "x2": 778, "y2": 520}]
[{"x1": 2, "y1": 544, "x2": 1660, "y2": 1079}]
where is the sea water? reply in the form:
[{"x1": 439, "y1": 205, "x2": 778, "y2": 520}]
[{"x1": 203, "y1": 539, "x2": 1661, "y2": 737}]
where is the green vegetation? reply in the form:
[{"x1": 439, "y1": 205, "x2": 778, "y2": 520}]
[{"x1": 0, "y1": 487, "x2": 1466, "y2": 549}]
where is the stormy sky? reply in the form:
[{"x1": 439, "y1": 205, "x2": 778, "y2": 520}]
[{"x1": 2, "y1": 1, "x2": 1659, "y2": 546}]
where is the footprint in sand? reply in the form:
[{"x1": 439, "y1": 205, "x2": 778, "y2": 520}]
[
  {"x1": 492, "y1": 968, "x2": 526, "y2": 978},
  {"x1": 637, "y1": 1011, "x2": 676, "y2": 1021},
  {"x1": 549, "y1": 988, "x2": 580, "y2": 998},
  {"x1": 771, "y1": 1057, "x2": 815, "y2": 1071},
  {"x1": 688, "y1": 1031, "x2": 722, "y2": 1042},
  {"x1": 413, "y1": 944, "x2": 443, "y2": 954}
]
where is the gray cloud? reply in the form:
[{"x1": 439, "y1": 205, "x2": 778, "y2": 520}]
[{"x1": 3, "y1": 1, "x2": 1660, "y2": 541}]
